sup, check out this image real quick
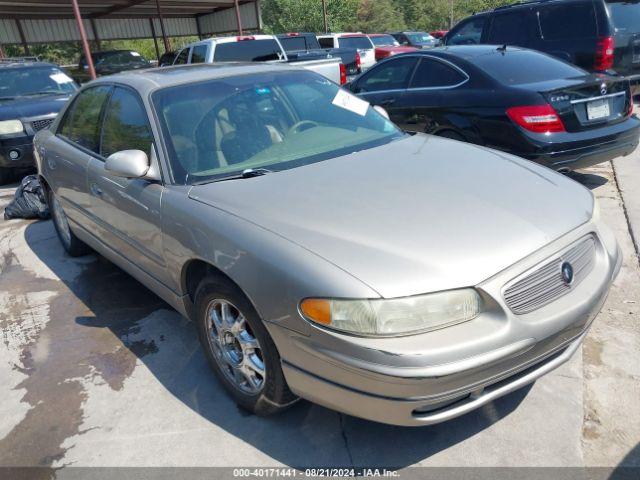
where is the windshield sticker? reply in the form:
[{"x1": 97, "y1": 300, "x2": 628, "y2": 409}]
[
  {"x1": 332, "y1": 89, "x2": 369, "y2": 116},
  {"x1": 130, "y1": 51, "x2": 141, "y2": 56},
  {"x1": 256, "y1": 87, "x2": 271, "y2": 95},
  {"x1": 50, "y1": 73, "x2": 74, "y2": 84}
]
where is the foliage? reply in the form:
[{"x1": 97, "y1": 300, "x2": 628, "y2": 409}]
[{"x1": 261, "y1": 0, "x2": 359, "y2": 33}]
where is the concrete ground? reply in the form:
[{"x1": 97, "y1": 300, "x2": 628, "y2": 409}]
[{"x1": 0, "y1": 155, "x2": 639, "y2": 471}]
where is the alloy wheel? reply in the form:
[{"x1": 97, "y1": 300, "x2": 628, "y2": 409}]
[{"x1": 205, "y1": 299, "x2": 266, "y2": 394}]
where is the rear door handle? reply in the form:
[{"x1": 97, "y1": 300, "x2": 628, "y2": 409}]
[{"x1": 379, "y1": 98, "x2": 396, "y2": 106}]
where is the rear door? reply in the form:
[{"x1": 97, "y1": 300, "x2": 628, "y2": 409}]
[
  {"x1": 445, "y1": 15, "x2": 488, "y2": 46},
  {"x1": 47, "y1": 85, "x2": 111, "y2": 231},
  {"x1": 351, "y1": 56, "x2": 419, "y2": 124},
  {"x1": 535, "y1": 0, "x2": 600, "y2": 69},
  {"x1": 86, "y1": 85, "x2": 168, "y2": 285}
]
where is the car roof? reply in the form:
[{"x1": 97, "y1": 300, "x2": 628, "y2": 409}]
[
  {"x1": 411, "y1": 44, "x2": 529, "y2": 60},
  {"x1": 0, "y1": 60, "x2": 59, "y2": 69},
  {"x1": 87, "y1": 62, "x2": 304, "y2": 94}
]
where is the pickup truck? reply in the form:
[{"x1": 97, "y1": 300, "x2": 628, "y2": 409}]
[
  {"x1": 317, "y1": 33, "x2": 377, "y2": 70},
  {"x1": 276, "y1": 32, "x2": 362, "y2": 80},
  {"x1": 173, "y1": 35, "x2": 344, "y2": 85}
]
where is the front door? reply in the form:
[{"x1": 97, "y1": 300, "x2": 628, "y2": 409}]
[{"x1": 86, "y1": 86, "x2": 169, "y2": 287}]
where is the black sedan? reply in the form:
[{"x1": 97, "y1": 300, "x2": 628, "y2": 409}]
[{"x1": 347, "y1": 45, "x2": 640, "y2": 171}]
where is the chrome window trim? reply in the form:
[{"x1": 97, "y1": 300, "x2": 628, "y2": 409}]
[
  {"x1": 356, "y1": 54, "x2": 470, "y2": 95},
  {"x1": 569, "y1": 91, "x2": 625, "y2": 104}
]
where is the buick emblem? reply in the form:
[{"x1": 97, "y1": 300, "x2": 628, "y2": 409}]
[
  {"x1": 600, "y1": 83, "x2": 607, "y2": 95},
  {"x1": 561, "y1": 262, "x2": 574, "y2": 285}
]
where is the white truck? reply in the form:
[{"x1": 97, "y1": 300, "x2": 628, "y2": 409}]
[
  {"x1": 316, "y1": 33, "x2": 377, "y2": 70},
  {"x1": 173, "y1": 35, "x2": 345, "y2": 85}
]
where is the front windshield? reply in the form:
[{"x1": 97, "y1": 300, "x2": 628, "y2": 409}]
[
  {"x1": 0, "y1": 66, "x2": 77, "y2": 99},
  {"x1": 95, "y1": 51, "x2": 149, "y2": 65},
  {"x1": 370, "y1": 35, "x2": 399, "y2": 47},
  {"x1": 407, "y1": 33, "x2": 434, "y2": 44},
  {"x1": 152, "y1": 71, "x2": 403, "y2": 185}
]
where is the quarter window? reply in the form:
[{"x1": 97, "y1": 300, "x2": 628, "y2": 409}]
[
  {"x1": 318, "y1": 37, "x2": 334, "y2": 48},
  {"x1": 191, "y1": 44, "x2": 208, "y2": 63},
  {"x1": 58, "y1": 85, "x2": 111, "y2": 153},
  {"x1": 410, "y1": 58, "x2": 466, "y2": 88},
  {"x1": 357, "y1": 57, "x2": 418, "y2": 93},
  {"x1": 100, "y1": 87, "x2": 153, "y2": 158},
  {"x1": 539, "y1": 3, "x2": 597, "y2": 40}
]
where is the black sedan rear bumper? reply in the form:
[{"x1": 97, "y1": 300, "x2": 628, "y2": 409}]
[{"x1": 512, "y1": 116, "x2": 640, "y2": 171}]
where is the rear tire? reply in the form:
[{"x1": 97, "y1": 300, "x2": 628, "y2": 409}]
[
  {"x1": 195, "y1": 275, "x2": 297, "y2": 416},
  {"x1": 47, "y1": 188, "x2": 91, "y2": 257}
]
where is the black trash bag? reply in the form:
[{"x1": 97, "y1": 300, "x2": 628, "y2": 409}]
[{"x1": 3, "y1": 175, "x2": 50, "y2": 220}]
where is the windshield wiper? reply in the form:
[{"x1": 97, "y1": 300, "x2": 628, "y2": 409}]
[
  {"x1": 192, "y1": 168, "x2": 272, "y2": 185},
  {"x1": 24, "y1": 91, "x2": 65, "y2": 97}
]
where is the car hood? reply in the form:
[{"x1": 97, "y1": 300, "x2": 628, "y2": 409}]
[
  {"x1": 189, "y1": 134, "x2": 593, "y2": 298},
  {"x1": 0, "y1": 94, "x2": 70, "y2": 121}
]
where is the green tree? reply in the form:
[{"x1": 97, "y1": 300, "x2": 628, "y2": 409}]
[
  {"x1": 349, "y1": 0, "x2": 405, "y2": 32},
  {"x1": 261, "y1": 0, "x2": 358, "y2": 33}
]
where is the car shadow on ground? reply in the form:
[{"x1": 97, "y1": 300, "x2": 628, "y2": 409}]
[
  {"x1": 566, "y1": 170, "x2": 609, "y2": 190},
  {"x1": 23, "y1": 219, "x2": 533, "y2": 468}
]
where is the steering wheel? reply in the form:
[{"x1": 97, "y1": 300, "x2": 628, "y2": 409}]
[{"x1": 287, "y1": 120, "x2": 320, "y2": 136}]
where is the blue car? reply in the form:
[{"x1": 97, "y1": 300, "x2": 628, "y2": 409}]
[{"x1": 0, "y1": 59, "x2": 78, "y2": 184}]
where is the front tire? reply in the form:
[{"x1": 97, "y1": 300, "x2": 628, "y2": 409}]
[
  {"x1": 195, "y1": 276, "x2": 297, "y2": 415},
  {"x1": 47, "y1": 188, "x2": 91, "y2": 257}
]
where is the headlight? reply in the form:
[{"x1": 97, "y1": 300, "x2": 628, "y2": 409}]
[
  {"x1": 300, "y1": 289, "x2": 482, "y2": 337},
  {"x1": 0, "y1": 120, "x2": 24, "y2": 135}
]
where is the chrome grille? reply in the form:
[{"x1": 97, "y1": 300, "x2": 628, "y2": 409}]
[
  {"x1": 30, "y1": 118, "x2": 54, "y2": 132},
  {"x1": 504, "y1": 236, "x2": 597, "y2": 315}
]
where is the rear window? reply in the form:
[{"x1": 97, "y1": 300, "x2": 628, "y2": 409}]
[
  {"x1": 213, "y1": 40, "x2": 283, "y2": 62},
  {"x1": 607, "y1": 1, "x2": 640, "y2": 32},
  {"x1": 279, "y1": 36, "x2": 309, "y2": 51},
  {"x1": 539, "y1": 2, "x2": 597, "y2": 40},
  {"x1": 339, "y1": 36, "x2": 373, "y2": 50},
  {"x1": 475, "y1": 50, "x2": 586, "y2": 84}
]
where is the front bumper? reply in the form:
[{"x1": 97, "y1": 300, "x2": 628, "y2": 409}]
[
  {"x1": 269, "y1": 219, "x2": 620, "y2": 426},
  {"x1": 0, "y1": 135, "x2": 36, "y2": 170},
  {"x1": 513, "y1": 116, "x2": 640, "y2": 171}
]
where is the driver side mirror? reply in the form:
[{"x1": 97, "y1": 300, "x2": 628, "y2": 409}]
[{"x1": 105, "y1": 150, "x2": 150, "y2": 179}]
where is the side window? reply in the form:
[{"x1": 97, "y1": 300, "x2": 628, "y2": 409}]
[
  {"x1": 356, "y1": 57, "x2": 418, "y2": 93},
  {"x1": 191, "y1": 44, "x2": 208, "y2": 63},
  {"x1": 487, "y1": 11, "x2": 535, "y2": 46},
  {"x1": 100, "y1": 87, "x2": 153, "y2": 159},
  {"x1": 318, "y1": 37, "x2": 334, "y2": 48},
  {"x1": 410, "y1": 58, "x2": 467, "y2": 88},
  {"x1": 447, "y1": 17, "x2": 486, "y2": 45},
  {"x1": 538, "y1": 3, "x2": 597, "y2": 40},
  {"x1": 58, "y1": 85, "x2": 111, "y2": 153},
  {"x1": 174, "y1": 48, "x2": 189, "y2": 65}
]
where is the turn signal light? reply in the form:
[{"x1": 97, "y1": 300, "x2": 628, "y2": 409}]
[
  {"x1": 506, "y1": 104, "x2": 566, "y2": 133},
  {"x1": 300, "y1": 299, "x2": 331, "y2": 325}
]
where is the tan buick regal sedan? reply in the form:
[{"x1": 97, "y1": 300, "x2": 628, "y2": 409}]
[{"x1": 34, "y1": 63, "x2": 621, "y2": 426}]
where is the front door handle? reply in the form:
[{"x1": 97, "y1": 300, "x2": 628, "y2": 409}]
[
  {"x1": 90, "y1": 183, "x2": 103, "y2": 196},
  {"x1": 379, "y1": 98, "x2": 396, "y2": 107}
]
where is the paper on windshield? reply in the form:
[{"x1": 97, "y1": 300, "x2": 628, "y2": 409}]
[
  {"x1": 50, "y1": 73, "x2": 73, "y2": 84},
  {"x1": 130, "y1": 51, "x2": 141, "y2": 56},
  {"x1": 332, "y1": 89, "x2": 370, "y2": 117}
]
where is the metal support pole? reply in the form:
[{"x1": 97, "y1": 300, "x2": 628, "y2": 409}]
[
  {"x1": 0, "y1": 43, "x2": 5, "y2": 59},
  {"x1": 154, "y1": 0, "x2": 171, "y2": 52},
  {"x1": 322, "y1": 0, "x2": 328, "y2": 33},
  {"x1": 234, "y1": 0, "x2": 243, "y2": 35},
  {"x1": 90, "y1": 18, "x2": 101, "y2": 50},
  {"x1": 196, "y1": 17, "x2": 203, "y2": 40},
  {"x1": 254, "y1": 0, "x2": 262, "y2": 32},
  {"x1": 15, "y1": 20, "x2": 30, "y2": 55},
  {"x1": 149, "y1": 18, "x2": 161, "y2": 62},
  {"x1": 71, "y1": 0, "x2": 96, "y2": 80}
]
